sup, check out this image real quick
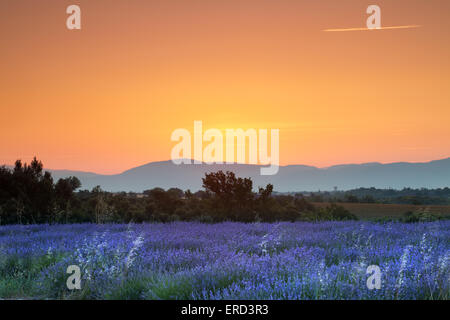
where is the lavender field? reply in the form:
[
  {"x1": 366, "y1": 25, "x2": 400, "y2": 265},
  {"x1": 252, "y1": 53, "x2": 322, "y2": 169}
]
[{"x1": 0, "y1": 221, "x2": 449, "y2": 300}]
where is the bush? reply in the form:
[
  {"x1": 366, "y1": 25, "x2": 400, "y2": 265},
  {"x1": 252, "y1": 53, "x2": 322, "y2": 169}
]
[
  {"x1": 402, "y1": 208, "x2": 439, "y2": 223},
  {"x1": 297, "y1": 204, "x2": 358, "y2": 222},
  {"x1": 326, "y1": 204, "x2": 358, "y2": 220}
]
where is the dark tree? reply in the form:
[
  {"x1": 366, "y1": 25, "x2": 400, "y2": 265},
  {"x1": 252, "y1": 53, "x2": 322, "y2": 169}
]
[
  {"x1": 202, "y1": 171, "x2": 255, "y2": 220},
  {"x1": 54, "y1": 176, "x2": 81, "y2": 222}
]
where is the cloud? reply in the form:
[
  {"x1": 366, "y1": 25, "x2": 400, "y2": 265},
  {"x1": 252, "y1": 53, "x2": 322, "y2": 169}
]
[{"x1": 324, "y1": 25, "x2": 421, "y2": 32}]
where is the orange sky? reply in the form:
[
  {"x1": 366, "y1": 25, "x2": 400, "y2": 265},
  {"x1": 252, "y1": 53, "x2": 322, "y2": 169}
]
[{"x1": 1, "y1": 0, "x2": 449, "y2": 174}]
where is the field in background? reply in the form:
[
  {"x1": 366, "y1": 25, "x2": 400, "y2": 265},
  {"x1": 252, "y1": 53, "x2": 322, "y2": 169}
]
[{"x1": 313, "y1": 202, "x2": 450, "y2": 219}]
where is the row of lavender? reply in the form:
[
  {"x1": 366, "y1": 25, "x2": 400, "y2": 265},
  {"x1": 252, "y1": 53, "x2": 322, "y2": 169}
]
[{"x1": 0, "y1": 221, "x2": 449, "y2": 299}]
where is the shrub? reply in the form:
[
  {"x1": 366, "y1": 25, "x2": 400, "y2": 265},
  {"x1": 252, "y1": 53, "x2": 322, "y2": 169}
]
[
  {"x1": 296, "y1": 204, "x2": 357, "y2": 221},
  {"x1": 402, "y1": 208, "x2": 439, "y2": 223},
  {"x1": 326, "y1": 204, "x2": 358, "y2": 220}
]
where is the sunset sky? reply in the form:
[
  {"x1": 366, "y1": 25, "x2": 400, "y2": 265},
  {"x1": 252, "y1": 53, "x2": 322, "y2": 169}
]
[{"x1": 1, "y1": 0, "x2": 449, "y2": 174}]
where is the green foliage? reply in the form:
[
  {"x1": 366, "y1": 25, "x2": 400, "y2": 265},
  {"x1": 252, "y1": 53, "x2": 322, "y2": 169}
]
[
  {"x1": 0, "y1": 251, "x2": 68, "y2": 299},
  {"x1": 402, "y1": 208, "x2": 441, "y2": 223},
  {"x1": 298, "y1": 204, "x2": 358, "y2": 221},
  {"x1": 105, "y1": 278, "x2": 151, "y2": 300}
]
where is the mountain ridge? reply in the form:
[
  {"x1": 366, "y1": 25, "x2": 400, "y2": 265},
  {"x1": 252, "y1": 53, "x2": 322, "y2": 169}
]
[{"x1": 33, "y1": 157, "x2": 450, "y2": 192}]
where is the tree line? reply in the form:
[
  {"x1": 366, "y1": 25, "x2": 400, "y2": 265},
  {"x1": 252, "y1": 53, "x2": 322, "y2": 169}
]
[
  {"x1": 0, "y1": 158, "x2": 81, "y2": 224},
  {"x1": 305, "y1": 187, "x2": 450, "y2": 205},
  {"x1": 0, "y1": 158, "x2": 358, "y2": 224}
]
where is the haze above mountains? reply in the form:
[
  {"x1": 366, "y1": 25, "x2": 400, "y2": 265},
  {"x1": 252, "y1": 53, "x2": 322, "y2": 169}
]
[{"x1": 43, "y1": 158, "x2": 450, "y2": 192}]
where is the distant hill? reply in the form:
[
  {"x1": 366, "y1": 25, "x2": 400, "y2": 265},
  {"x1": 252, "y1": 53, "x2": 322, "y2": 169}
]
[{"x1": 45, "y1": 158, "x2": 450, "y2": 192}]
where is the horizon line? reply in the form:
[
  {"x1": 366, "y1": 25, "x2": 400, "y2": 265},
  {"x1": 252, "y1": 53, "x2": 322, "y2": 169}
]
[{"x1": 3, "y1": 156, "x2": 449, "y2": 176}]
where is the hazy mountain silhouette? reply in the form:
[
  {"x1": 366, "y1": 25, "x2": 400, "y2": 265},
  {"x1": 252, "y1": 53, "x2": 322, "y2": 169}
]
[{"x1": 46, "y1": 158, "x2": 450, "y2": 192}]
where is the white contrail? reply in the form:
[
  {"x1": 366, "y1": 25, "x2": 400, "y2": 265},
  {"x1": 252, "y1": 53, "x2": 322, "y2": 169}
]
[{"x1": 324, "y1": 25, "x2": 421, "y2": 32}]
